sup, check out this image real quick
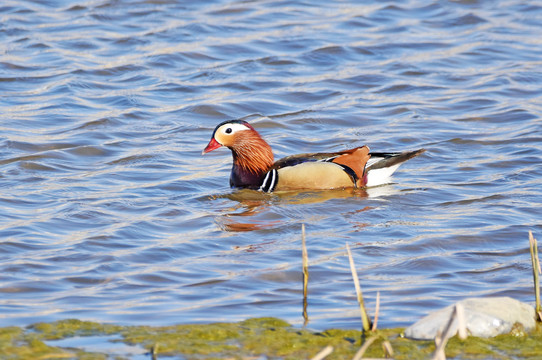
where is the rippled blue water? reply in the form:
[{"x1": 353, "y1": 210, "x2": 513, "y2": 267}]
[{"x1": 1, "y1": 0, "x2": 542, "y2": 331}]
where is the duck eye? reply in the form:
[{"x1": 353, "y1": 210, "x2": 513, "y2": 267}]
[{"x1": 225, "y1": 128, "x2": 232, "y2": 134}]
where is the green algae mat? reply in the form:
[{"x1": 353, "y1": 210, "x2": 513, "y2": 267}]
[{"x1": 2, "y1": 317, "x2": 542, "y2": 359}]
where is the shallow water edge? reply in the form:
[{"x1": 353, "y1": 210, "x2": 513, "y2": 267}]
[{"x1": 3, "y1": 317, "x2": 542, "y2": 360}]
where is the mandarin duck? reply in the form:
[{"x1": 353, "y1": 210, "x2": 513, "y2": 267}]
[{"x1": 203, "y1": 120, "x2": 425, "y2": 192}]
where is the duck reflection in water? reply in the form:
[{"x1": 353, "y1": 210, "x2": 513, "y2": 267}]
[{"x1": 210, "y1": 187, "x2": 384, "y2": 233}]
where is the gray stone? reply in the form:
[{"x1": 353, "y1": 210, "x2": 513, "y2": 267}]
[{"x1": 404, "y1": 297, "x2": 536, "y2": 340}]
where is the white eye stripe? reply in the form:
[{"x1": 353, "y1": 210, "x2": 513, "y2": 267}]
[{"x1": 218, "y1": 123, "x2": 251, "y2": 135}]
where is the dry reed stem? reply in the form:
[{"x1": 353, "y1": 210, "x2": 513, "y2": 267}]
[
  {"x1": 382, "y1": 340, "x2": 394, "y2": 358},
  {"x1": 455, "y1": 303, "x2": 467, "y2": 340},
  {"x1": 371, "y1": 291, "x2": 380, "y2": 331},
  {"x1": 432, "y1": 303, "x2": 467, "y2": 360},
  {"x1": 433, "y1": 332, "x2": 446, "y2": 360},
  {"x1": 346, "y1": 243, "x2": 372, "y2": 332},
  {"x1": 302, "y1": 224, "x2": 309, "y2": 325},
  {"x1": 302, "y1": 224, "x2": 309, "y2": 293},
  {"x1": 310, "y1": 345, "x2": 333, "y2": 360},
  {"x1": 529, "y1": 231, "x2": 541, "y2": 321},
  {"x1": 352, "y1": 336, "x2": 377, "y2": 360}
]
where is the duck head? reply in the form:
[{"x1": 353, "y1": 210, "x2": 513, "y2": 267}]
[{"x1": 203, "y1": 120, "x2": 274, "y2": 188}]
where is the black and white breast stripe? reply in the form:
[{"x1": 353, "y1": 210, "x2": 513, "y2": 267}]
[
  {"x1": 259, "y1": 168, "x2": 278, "y2": 192},
  {"x1": 323, "y1": 158, "x2": 360, "y2": 188},
  {"x1": 330, "y1": 163, "x2": 359, "y2": 188}
]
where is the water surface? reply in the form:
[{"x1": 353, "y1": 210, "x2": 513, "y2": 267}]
[{"x1": 1, "y1": 0, "x2": 542, "y2": 330}]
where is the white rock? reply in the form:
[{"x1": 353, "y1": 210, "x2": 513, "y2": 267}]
[{"x1": 404, "y1": 297, "x2": 536, "y2": 340}]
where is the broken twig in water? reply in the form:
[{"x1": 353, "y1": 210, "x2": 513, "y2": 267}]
[
  {"x1": 352, "y1": 336, "x2": 377, "y2": 360},
  {"x1": 346, "y1": 243, "x2": 371, "y2": 332},
  {"x1": 150, "y1": 343, "x2": 158, "y2": 360},
  {"x1": 310, "y1": 345, "x2": 333, "y2": 360}
]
